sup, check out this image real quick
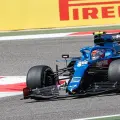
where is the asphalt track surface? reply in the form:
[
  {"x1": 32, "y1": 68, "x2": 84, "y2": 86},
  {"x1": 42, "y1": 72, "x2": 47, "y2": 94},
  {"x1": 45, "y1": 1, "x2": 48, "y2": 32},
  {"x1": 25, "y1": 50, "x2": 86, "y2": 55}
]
[{"x1": 0, "y1": 36, "x2": 120, "y2": 120}]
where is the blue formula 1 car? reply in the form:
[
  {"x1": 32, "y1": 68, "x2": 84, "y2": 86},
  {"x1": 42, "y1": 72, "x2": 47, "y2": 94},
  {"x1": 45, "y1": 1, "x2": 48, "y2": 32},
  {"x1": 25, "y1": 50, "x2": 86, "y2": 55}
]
[{"x1": 23, "y1": 31, "x2": 120, "y2": 100}]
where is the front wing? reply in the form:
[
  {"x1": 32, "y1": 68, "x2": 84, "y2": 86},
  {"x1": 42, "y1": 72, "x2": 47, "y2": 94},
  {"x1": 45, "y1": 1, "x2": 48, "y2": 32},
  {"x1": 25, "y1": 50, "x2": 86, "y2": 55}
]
[{"x1": 22, "y1": 81, "x2": 120, "y2": 100}]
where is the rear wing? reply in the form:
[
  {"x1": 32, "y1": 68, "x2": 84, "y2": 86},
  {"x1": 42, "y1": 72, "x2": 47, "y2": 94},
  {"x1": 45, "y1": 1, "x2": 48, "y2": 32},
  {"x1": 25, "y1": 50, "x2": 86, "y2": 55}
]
[{"x1": 93, "y1": 31, "x2": 120, "y2": 44}]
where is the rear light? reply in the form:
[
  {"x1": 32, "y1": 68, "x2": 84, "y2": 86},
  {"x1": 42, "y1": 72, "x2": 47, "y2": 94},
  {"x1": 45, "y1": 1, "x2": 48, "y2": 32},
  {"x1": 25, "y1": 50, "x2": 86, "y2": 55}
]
[{"x1": 23, "y1": 87, "x2": 30, "y2": 99}]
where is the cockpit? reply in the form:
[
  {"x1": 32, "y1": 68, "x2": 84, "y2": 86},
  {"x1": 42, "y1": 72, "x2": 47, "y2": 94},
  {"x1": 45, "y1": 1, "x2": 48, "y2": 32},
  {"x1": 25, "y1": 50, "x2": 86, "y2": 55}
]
[{"x1": 80, "y1": 46, "x2": 115, "y2": 61}]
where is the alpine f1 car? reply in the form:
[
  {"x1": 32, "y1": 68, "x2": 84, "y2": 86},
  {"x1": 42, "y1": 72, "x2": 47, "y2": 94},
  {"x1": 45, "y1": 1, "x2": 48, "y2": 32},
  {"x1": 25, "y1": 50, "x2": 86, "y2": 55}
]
[{"x1": 23, "y1": 31, "x2": 120, "y2": 100}]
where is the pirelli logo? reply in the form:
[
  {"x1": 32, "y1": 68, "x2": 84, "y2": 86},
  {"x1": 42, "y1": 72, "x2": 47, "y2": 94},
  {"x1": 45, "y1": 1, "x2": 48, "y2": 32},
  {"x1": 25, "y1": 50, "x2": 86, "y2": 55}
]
[{"x1": 59, "y1": 0, "x2": 120, "y2": 20}]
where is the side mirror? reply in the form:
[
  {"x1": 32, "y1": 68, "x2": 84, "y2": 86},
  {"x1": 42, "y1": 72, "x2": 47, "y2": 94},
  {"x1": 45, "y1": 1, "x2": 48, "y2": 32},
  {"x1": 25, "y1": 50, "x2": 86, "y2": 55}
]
[
  {"x1": 62, "y1": 54, "x2": 69, "y2": 67},
  {"x1": 62, "y1": 54, "x2": 69, "y2": 59}
]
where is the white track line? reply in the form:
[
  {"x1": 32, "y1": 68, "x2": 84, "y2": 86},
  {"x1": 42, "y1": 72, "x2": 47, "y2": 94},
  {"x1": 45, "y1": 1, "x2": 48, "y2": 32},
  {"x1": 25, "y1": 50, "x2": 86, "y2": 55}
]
[
  {"x1": 0, "y1": 76, "x2": 26, "y2": 98},
  {"x1": 0, "y1": 33, "x2": 71, "y2": 41},
  {"x1": 0, "y1": 76, "x2": 26, "y2": 85},
  {"x1": 0, "y1": 33, "x2": 92, "y2": 41},
  {"x1": 0, "y1": 92, "x2": 22, "y2": 98},
  {"x1": 0, "y1": 31, "x2": 118, "y2": 41},
  {"x1": 73, "y1": 114, "x2": 120, "y2": 120}
]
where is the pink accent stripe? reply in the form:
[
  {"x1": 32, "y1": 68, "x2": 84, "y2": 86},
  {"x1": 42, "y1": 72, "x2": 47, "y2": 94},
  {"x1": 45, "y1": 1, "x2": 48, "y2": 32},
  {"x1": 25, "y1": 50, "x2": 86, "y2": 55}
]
[
  {"x1": 0, "y1": 82, "x2": 26, "y2": 92},
  {"x1": 0, "y1": 76, "x2": 5, "y2": 79},
  {"x1": 69, "y1": 30, "x2": 120, "y2": 36},
  {"x1": 57, "y1": 80, "x2": 66, "y2": 85}
]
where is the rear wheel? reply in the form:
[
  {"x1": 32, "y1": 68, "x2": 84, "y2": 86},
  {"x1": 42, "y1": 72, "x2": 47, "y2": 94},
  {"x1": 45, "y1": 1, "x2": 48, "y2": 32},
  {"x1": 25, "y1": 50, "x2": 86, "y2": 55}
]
[
  {"x1": 108, "y1": 59, "x2": 120, "y2": 82},
  {"x1": 26, "y1": 65, "x2": 56, "y2": 89}
]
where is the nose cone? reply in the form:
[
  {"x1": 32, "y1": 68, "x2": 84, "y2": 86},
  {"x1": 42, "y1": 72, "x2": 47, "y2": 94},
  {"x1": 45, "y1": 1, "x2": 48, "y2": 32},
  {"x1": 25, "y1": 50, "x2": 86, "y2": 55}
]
[{"x1": 66, "y1": 77, "x2": 81, "y2": 93}]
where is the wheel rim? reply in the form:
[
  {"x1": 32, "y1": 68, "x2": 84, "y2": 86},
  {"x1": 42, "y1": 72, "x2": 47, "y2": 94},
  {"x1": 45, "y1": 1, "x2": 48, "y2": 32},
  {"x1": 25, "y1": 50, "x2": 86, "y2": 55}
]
[{"x1": 43, "y1": 69, "x2": 55, "y2": 87}]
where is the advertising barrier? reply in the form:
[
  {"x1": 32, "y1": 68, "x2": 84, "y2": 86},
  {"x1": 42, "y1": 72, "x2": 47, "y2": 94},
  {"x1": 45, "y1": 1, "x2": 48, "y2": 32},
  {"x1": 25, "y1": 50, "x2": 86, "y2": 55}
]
[{"x1": 0, "y1": 0, "x2": 120, "y2": 30}]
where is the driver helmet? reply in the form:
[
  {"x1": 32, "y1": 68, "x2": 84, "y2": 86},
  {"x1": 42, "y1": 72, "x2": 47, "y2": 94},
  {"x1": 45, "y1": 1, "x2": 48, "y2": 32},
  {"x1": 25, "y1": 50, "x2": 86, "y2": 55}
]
[{"x1": 91, "y1": 49, "x2": 105, "y2": 60}]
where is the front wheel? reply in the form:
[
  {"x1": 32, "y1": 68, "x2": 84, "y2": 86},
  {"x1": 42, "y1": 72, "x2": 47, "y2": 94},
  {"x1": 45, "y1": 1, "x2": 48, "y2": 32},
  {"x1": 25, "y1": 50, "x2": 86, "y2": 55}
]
[{"x1": 26, "y1": 65, "x2": 56, "y2": 89}]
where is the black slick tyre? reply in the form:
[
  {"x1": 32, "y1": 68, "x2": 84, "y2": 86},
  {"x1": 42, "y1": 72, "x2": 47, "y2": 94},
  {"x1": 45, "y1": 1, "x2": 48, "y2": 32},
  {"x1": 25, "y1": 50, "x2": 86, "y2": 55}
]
[
  {"x1": 26, "y1": 65, "x2": 56, "y2": 89},
  {"x1": 108, "y1": 59, "x2": 120, "y2": 82}
]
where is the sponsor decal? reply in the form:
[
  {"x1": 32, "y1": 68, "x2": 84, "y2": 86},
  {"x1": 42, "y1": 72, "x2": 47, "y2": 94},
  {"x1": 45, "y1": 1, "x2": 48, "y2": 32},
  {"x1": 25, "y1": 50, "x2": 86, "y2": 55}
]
[
  {"x1": 96, "y1": 60, "x2": 109, "y2": 67},
  {"x1": 77, "y1": 61, "x2": 88, "y2": 67},
  {"x1": 71, "y1": 77, "x2": 81, "y2": 82},
  {"x1": 59, "y1": 0, "x2": 120, "y2": 21}
]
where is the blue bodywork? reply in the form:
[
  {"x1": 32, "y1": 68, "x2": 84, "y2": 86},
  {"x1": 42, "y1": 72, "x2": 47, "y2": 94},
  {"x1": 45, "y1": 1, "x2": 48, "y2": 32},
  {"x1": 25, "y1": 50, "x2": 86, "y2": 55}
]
[{"x1": 66, "y1": 34, "x2": 120, "y2": 93}]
